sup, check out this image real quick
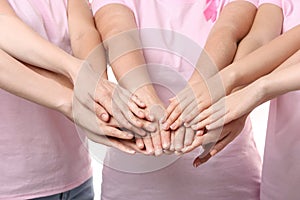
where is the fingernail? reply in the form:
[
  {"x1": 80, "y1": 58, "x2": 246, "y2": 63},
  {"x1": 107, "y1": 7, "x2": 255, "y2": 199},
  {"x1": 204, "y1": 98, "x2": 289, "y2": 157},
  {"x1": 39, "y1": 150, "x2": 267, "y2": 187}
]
[
  {"x1": 138, "y1": 111, "x2": 144, "y2": 117},
  {"x1": 170, "y1": 123, "x2": 177, "y2": 130},
  {"x1": 210, "y1": 149, "x2": 217, "y2": 156},
  {"x1": 128, "y1": 150, "x2": 136, "y2": 154},
  {"x1": 161, "y1": 123, "x2": 168, "y2": 130},
  {"x1": 101, "y1": 113, "x2": 109, "y2": 121},
  {"x1": 155, "y1": 149, "x2": 163, "y2": 156},
  {"x1": 196, "y1": 131, "x2": 203, "y2": 136},
  {"x1": 193, "y1": 160, "x2": 200, "y2": 168},
  {"x1": 163, "y1": 143, "x2": 169, "y2": 149},
  {"x1": 149, "y1": 115, "x2": 155, "y2": 121},
  {"x1": 184, "y1": 122, "x2": 190, "y2": 127}
]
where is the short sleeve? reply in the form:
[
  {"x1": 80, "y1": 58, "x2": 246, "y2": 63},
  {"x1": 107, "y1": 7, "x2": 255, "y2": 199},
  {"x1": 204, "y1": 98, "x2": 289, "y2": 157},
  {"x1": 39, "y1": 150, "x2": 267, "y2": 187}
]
[
  {"x1": 227, "y1": 0, "x2": 259, "y2": 7},
  {"x1": 91, "y1": 0, "x2": 134, "y2": 15},
  {"x1": 258, "y1": 0, "x2": 282, "y2": 8}
]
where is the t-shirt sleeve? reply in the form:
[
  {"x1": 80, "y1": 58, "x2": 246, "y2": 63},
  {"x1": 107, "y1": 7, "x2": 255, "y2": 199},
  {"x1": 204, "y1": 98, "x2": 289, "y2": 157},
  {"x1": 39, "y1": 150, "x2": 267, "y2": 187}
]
[
  {"x1": 91, "y1": 0, "x2": 134, "y2": 15},
  {"x1": 227, "y1": 0, "x2": 259, "y2": 7},
  {"x1": 258, "y1": 0, "x2": 282, "y2": 7}
]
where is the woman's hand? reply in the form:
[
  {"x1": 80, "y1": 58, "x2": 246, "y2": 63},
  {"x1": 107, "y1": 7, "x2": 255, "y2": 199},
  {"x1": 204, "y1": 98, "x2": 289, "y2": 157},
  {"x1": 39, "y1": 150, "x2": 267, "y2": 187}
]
[
  {"x1": 189, "y1": 83, "x2": 261, "y2": 131},
  {"x1": 74, "y1": 62, "x2": 156, "y2": 137},
  {"x1": 162, "y1": 74, "x2": 225, "y2": 131},
  {"x1": 192, "y1": 115, "x2": 248, "y2": 167},
  {"x1": 133, "y1": 86, "x2": 170, "y2": 156}
]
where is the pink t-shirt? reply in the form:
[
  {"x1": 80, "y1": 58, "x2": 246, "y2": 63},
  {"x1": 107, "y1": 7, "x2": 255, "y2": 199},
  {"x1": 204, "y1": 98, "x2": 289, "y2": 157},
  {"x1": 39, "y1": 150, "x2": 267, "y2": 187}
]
[
  {"x1": 0, "y1": 1, "x2": 91, "y2": 199},
  {"x1": 258, "y1": 1, "x2": 300, "y2": 200},
  {"x1": 92, "y1": 1, "x2": 261, "y2": 200}
]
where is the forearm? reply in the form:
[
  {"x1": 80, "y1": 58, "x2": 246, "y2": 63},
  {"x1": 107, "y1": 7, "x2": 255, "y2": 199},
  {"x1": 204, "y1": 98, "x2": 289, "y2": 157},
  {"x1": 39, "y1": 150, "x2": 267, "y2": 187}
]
[
  {"x1": 220, "y1": 25, "x2": 300, "y2": 93},
  {"x1": 234, "y1": 3, "x2": 283, "y2": 61},
  {"x1": 94, "y1": 4, "x2": 154, "y2": 94},
  {"x1": 252, "y1": 62, "x2": 300, "y2": 106},
  {"x1": 68, "y1": 0, "x2": 108, "y2": 79},
  {"x1": 0, "y1": 0, "x2": 80, "y2": 81},
  {"x1": 190, "y1": 0, "x2": 257, "y2": 82},
  {"x1": 0, "y1": 49, "x2": 73, "y2": 118}
]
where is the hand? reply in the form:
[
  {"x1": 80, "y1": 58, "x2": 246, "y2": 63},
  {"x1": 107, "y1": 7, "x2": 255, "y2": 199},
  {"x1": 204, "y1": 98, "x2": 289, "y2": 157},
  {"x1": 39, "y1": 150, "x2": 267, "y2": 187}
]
[
  {"x1": 192, "y1": 115, "x2": 247, "y2": 167},
  {"x1": 162, "y1": 74, "x2": 225, "y2": 131},
  {"x1": 68, "y1": 94, "x2": 143, "y2": 154},
  {"x1": 74, "y1": 62, "x2": 154, "y2": 137},
  {"x1": 133, "y1": 86, "x2": 170, "y2": 156},
  {"x1": 167, "y1": 126, "x2": 196, "y2": 154},
  {"x1": 189, "y1": 83, "x2": 260, "y2": 131}
]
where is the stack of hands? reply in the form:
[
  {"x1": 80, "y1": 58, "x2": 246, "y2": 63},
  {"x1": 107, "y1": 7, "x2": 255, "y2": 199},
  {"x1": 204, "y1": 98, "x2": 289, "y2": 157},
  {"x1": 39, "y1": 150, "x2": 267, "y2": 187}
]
[{"x1": 72, "y1": 62, "x2": 248, "y2": 167}]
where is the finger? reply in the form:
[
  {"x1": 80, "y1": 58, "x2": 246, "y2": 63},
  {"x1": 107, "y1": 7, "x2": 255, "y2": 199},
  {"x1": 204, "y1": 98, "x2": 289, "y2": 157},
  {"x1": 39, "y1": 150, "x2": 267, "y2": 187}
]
[
  {"x1": 184, "y1": 128, "x2": 195, "y2": 147},
  {"x1": 127, "y1": 99, "x2": 146, "y2": 118},
  {"x1": 95, "y1": 103, "x2": 110, "y2": 122},
  {"x1": 135, "y1": 137, "x2": 145, "y2": 150},
  {"x1": 193, "y1": 153, "x2": 212, "y2": 168},
  {"x1": 120, "y1": 139, "x2": 148, "y2": 154},
  {"x1": 162, "y1": 99, "x2": 179, "y2": 123},
  {"x1": 101, "y1": 126, "x2": 134, "y2": 140},
  {"x1": 73, "y1": 98, "x2": 133, "y2": 139},
  {"x1": 210, "y1": 127, "x2": 239, "y2": 156},
  {"x1": 143, "y1": 135, "x2": 154, "y2": 155},
  {"x1": 160, "y1": 128, "x2": 171, "y2": 150},
  {"x1": 169, "y1": 116, "x2": 184, "y2": 131},
  {"x1": 181, "y1": 134, "x2": 204, "y2": 154},
  {"x1": 113, "y1": 93, "x2": 144, "y2": 128},
  {"x1": 113, "y1": 107, "x2": 147, "y2": 137},
  {"x1": 174, "y1": 126, "x2": 185, "y2": 152},
  {"x1": 180, "y1": 100, "x2": 201, "y2": 123},
  {"x1": 162, "y1": 104, "x2": 183, "y2": 130},
  {"x1": 85, "y1": 131, "x2": 136, "y2": 155},
  {"x1": 184, "y1": 106, "x2": 212, "y2": 127},
  {"x1": 191, "y1": 108, "x2": 225, "y2": 131},
  {"x1": 151, "y1": 129, "x2": 163, "y2": 156},
  {"x1": 201, "y1": 109, "x2": 227, "y2": 129},
  {"x1": 131, "y1": 94, "x2": 146, "y2": 108},
  {"x1": 108, "y1": 137, "x2": 137, "y2": 155},
  {"x1": 205, "y1": 112, "x2": 232, "y2": 130},
  {"x1": 169, "y1": 132, "x2": 175, "y2": 152}
]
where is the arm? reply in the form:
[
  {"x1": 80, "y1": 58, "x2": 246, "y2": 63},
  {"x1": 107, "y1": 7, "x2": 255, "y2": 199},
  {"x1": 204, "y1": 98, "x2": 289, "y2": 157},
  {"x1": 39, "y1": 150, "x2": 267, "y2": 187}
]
[
  {"x1": 162, "y1": 0, "x2": 257, "y2": 129},
  {"x1": 94, "y1": 4, "x2": 169, "y2": 155},
  {"x1": 0, "y1": 0, "x2": 80, "y2": 82},
  {"x1": 181, "y1": 2, "x2": 284, "y2": 158},
  {"x1": 220, "y1": 25, "x2": 300, "y2": 94},
  {"x1": 193, "y1": 0, "x2": 258, "y2": 79}
]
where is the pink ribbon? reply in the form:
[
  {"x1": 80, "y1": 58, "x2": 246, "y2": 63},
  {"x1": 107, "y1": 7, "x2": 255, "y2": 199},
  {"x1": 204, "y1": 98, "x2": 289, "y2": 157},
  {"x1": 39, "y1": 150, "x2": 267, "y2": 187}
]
[{"x1": 203, "y1": 0, "x2": 218, "y2": 22}]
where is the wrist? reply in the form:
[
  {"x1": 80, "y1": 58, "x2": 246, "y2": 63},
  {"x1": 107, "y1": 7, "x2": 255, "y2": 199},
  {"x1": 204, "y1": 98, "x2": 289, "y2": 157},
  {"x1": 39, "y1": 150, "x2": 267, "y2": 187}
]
[
  {"x1": 65, "y1": 57, "x2": 82, "y2": 84},
  {"x1": 55, "y1": 87, "x2": 73, "y2": 120},
  {"x1": 219, "y1": 66, "x2": 238, "y2": 94},
  {"x1": 247, "y1": 78, "x2": 268, "y2": 107}
]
